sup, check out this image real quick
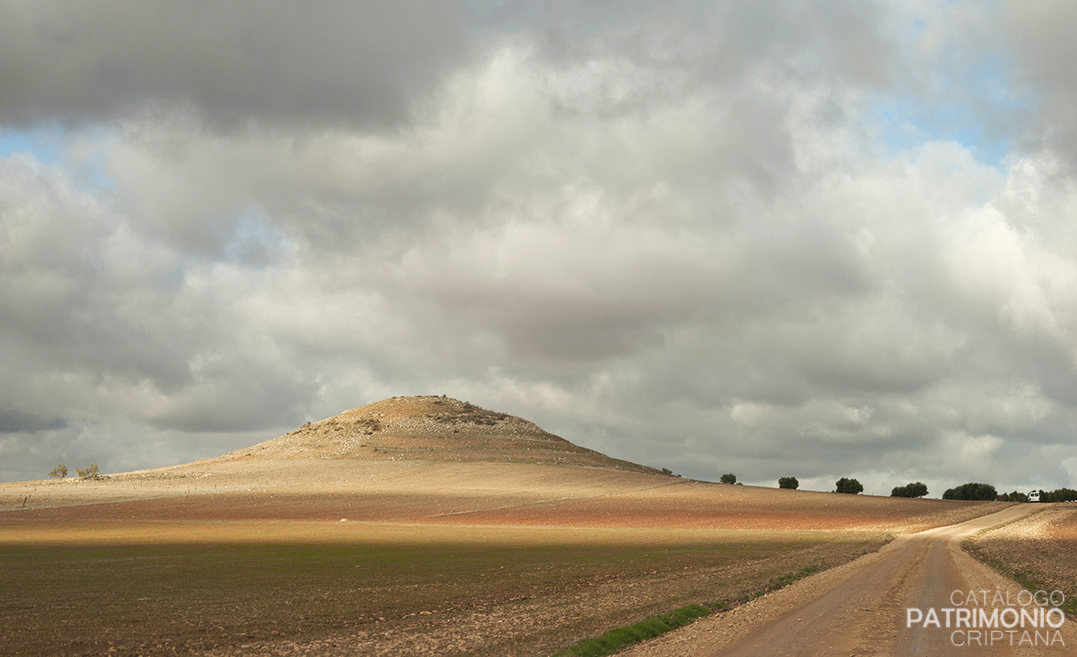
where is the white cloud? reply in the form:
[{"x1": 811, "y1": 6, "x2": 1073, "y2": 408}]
[{"x1": 1, "y1": 2, "x2": 1077, "y2": 490}]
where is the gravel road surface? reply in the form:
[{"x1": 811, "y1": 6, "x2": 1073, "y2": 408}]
[{"x1": 624, "y1": 504, "x2": 1076, "y2": 656}]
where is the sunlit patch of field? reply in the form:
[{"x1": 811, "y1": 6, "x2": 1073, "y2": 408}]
[{"x1": 0, "y1": 519, "x2": 888, "y2": 656}]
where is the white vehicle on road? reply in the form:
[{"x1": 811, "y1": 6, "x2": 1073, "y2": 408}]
[{"x1": 1029, "y1": 490, "x2": 1040, "y2": 502}]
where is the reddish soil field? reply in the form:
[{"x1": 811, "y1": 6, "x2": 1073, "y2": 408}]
[
  {"x1": 3, "y1": 460, "x2": 1003, "y2": 533},
  {"x1": 5, "y1": 472, "x2": 1002, "y2": 532}
]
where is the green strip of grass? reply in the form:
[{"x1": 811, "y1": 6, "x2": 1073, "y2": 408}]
[
  {"x1": 552, "y1": 563, "x2": 827, "y2": 657},
  {"x1": 552, "y1": 604, "x2": 710, "y2": 657}
]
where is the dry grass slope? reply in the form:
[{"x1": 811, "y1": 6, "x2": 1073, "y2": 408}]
[{"x1": 217, "y1": 395, "x2": 661, "y2": 474}]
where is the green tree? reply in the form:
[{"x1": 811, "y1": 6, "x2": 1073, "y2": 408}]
[
  {"x1": 890, "y1": 482, "x2": 928, "y2": 498},
  {"x1": 720, "y1": 473, "x2": 737, "y2": 484},
  {"x1": 942, "y1": 482, "x2": 997, "y2": 501},
  {"x1": 834, "y1": 477, "x2": 863, "y2": 494},
  {"x1": 48, "y1": 464, "x2": 68, "y2": 479},
  {"x1": 778, "y1": 476, "x2": 799, "y2": 490}
]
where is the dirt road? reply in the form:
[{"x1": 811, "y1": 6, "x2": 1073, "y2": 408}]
[{"x1": 624, "y1": 504, "x2": 1076, "y2": 657}]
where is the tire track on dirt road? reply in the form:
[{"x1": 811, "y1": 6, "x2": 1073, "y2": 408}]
[{"x1": 622, "y1": 504, "x2": 1076, "y2": 657}]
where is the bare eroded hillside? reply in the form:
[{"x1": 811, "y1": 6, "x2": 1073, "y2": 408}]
[{"x1": 215, "y1": 395, "x2": 659, "y2": 474}]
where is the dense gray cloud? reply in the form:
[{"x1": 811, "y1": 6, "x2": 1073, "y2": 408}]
[
  {"x1": 0, "y1": 0, "x2": 469, "y2": 128},
  {"x1": 1, "y1": 1, "x2": 1076, "y2": 495},
  {"x1": 1003, "y1": 0, "x2": 1077, "y2": 164}
]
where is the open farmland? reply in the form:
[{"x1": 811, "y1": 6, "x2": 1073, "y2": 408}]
[
  {"x1": 0, "y1": 520, "x2": 889, "y2": 656},
  {"x1": 3, "y1": 460, "x2": 1001, "y2": 533},
  {"x1": 0, "y1": 397, "x2": 1011, "y2": 656}
]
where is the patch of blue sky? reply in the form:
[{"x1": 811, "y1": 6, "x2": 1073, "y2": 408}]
[
  {"x1": 866, "y1": 94, "x2": 1017, "y2": 165},
  {"x1": 0, "y1": 126, "x2": 65, "y2": 166},
  {"x1": 870, "y1": 5, "x2": 1037, "y2": 168},
  {"x1": 0, "y1": 124, "x2": 118, "y2": 190}
]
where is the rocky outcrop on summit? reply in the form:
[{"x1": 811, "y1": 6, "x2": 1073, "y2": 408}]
[{"x1": 222, "y1": 396, "x2": 660, "y2": 474}]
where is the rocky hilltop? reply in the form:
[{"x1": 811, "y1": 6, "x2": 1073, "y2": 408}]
[{"x1": 220, "y1": 395, "x2": 659, "y2": 474}]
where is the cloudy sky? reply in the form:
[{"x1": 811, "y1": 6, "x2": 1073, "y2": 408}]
[{"x1": 3, "y1": 1, "x2": 1077, "y2": 496}]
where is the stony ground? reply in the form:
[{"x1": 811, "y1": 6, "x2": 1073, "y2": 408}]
[
  {"x1": 229, "y1": 395, "x2": 659, "y2": 474},
  {"x1": 190, "y1": 532, "x2": 886, "y2": 657},
  {"x1": 966, "y1": 503, "x2": 1077, "y2": 615}
]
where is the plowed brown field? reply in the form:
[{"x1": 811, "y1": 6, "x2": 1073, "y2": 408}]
[{"x1": 0, "y1": 397, "x2": 1011, "y2": 656}]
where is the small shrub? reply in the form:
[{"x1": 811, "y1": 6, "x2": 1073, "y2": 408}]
[
  {"x1": 834, "y1": 477, "x2": 863, "y2": 494},
  {"x1": 720, "y1": 473, "x2": 737, "y2": 484},
  {"x1": 661, "y1": 467, "x2": 675, "y2": 476},
  {"x1": 76, "y1": 464, "x2": 100, "y2": 480},
  {"x1": 48, "y1": 464, "x2": 68, "y2": 479},
  {"x1": 891, "y1": 482, "x2": 928, "y2": 498},
  {"x1": 778, "y1": 476, "x2": 799, "y2": 490}
]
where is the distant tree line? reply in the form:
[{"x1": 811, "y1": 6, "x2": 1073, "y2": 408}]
[
  {"x1": 1033, "y1": 488, "x2": 1077, "y2": 502},
  {"x1": 762, "y1": 476, "x2": 1071, "y2": 502},
  {"x1": 947, "y1": 483, "x2": 1077, "y2": 502},
  {"x1": 714, "y1": 472, "x2": 1074, "y2": 501},
  {"x1": 997, "y1": 490, "x2": 1029, "y2": 502}
]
